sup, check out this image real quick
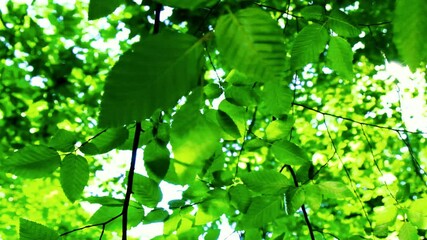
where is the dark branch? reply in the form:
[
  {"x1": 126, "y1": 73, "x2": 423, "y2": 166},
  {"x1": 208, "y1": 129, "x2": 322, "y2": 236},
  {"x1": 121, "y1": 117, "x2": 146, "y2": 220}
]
[{"x1": 121, "y1": 122, "x2": 142, "y2": 239}]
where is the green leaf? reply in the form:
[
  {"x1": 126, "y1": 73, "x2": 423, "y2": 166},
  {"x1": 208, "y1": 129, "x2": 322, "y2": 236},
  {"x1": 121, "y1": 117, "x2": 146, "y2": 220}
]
[
  {"x1": 205, "y1": 229, "x2": 221, "y2": 240},
  {"x1": 318, "y1": 181, "x2": 353, "y2": 199},
  {"x1": 408, "y1": 198, "x2": 427, "y2": 229},
  {"x1": 48, "y1": 129, "x2": 77, "y2": 152},
  {"x1": 286, "y1": 187, "x2": 305, "y2": 214},
  {"x1": 88, "y1": 204, "x2": 144, "y2": 231},
  {"x1": 168, "y1": 101, "x2": 220, "y2": 184},
  {"x1": 216, "y1": 110, "x2": 241, "y2": 139},
  {"x1": 398, "y1": 222, "x2": 419, "y2": 240},
  {"x1": 60, "y1": 154, "x2": 89, "y2": 202},
  {"x1": 144, "y1": 141, "x2": 170, "y2": 180},
  {"x1": 80, "y1": 127, "x2": 128, "y2": 155},
  {"x1": 153, "y1": 0, "x2": 217, "y2": 10},
  {"x1": 144, "y1": 208, "x2": 169, "y2": 224},
  {"x1": 83, "y1": 196, "x2": 124, "y2": 206},
  {"x1": 271, "y1": 140, "x2": 310, "y2": 166},
  {"x1": 327, "y1": 36, "x2": 354, "y2": 80},
  {"x1": 240, "y1": 196, "x2": 283, "y2": 228},
  {"x1": 393, "y1": 0, "x2": 427, "y2": 71},
  {"x1": 99, "y1": 31, "x2": 203, "y2": 127},
  {"x1": 216, "y1": 8, "x2": 286, "y2": 80},
  {"x1": 88, "y1": 0, "x2": 124, "y2": 20},
  {"x1": 195, "y1": 189, "x2": 230, "y2": 225},
  {"x1": 19, "y1": 218, "x2": 58, "y2": 240},
  {"x1": 225, "y1": 85, "x2": 258, "y2": 107},
  {"x1": 218, "y1": 100, "x2": 248, "y2": 138},
  {"x1": 291, "y1": 23, "x2": 329, "y2": 70},
  {"x1": 301, "y1": 5, "x2": 324, "y2": 21},
  {"x1": 326, "y1": 9, "x2": 361, "y2": 37},
  {"x1": 132, "y1": 173, "x2": 162, "y2": 208},
  {"x1": 265, "y1": 118, "x2": 293, "y2": 141},
  {"x1": 260, "y1": 78, "x2": 292, "y2": 117},
  {"x1": 241, "y1": 170, "x2": 292, "y2": 195},
  {"x1": 303, "y1": 184, "x2": 322, "y2": 212},
  {"x1": 229, "y1": 184, "x2": 252, "y2": 213},
  {"x1": 3, "y1": 145, "x2": 60, "y2": 178}
]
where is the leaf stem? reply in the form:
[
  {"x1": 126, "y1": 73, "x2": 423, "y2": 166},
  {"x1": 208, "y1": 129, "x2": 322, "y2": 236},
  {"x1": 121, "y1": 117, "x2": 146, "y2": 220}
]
[{"x1": 121, "y1": 122, "x2": 142, "y2": 239}]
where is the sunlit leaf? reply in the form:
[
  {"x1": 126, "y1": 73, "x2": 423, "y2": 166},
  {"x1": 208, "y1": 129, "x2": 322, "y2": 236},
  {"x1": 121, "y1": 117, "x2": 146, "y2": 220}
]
[
  {"x1": 48, "y1": 129, "x2": 77, "y2": 152},
  {"x1": 318, "y1": 181, "x2": 353, "y2": 199},
  {"x1": 60, "y1": 154, "x2": 89, "y2": 202},
  {"x1": 3, "y1": 145, "x2": 60, "y2": 178},
  {"x1": 286, "y1": 187, "x2": 305, "y2": 214},
  {"x1": 88, "y1": 204, "x2": 143, "y2": 231},
  {"x1": 88, "y1": 0, "x2": 124, "y2": 20},
  {"x1": 393, "y1": 0, "x2": 427, "y2": 71},
  {"x1": 265, "y1": 118, "x2": 293, "y2": 141},
  {"x1": 241, "y1": 170, "x2": 292, "y2": 195},
  {"x1": 144, "y1": 208, "x2": 169, "y2": 224},
  {"x1": 229, "y1": 184, "x2": 252, "y2": 213},
  {"x1": 326, "y1": 9, "x2": 361, "y2": 37},
  {"x1": 408, "y1": 198, "x2": 427, "y2": 229},
  {"x1": 132, "y1": 173, "x2": 162, "y2": 208},
  {"x1": 19, "y1": 218, "x2": 58, "y2": 240},
  {"x1": 216, "y1": 8, "x2": 286, "y2": 80},
  {"x1": 80, "y1": 127, "x2": 128, "y2": 155},
  {"x1": 303, "y1": 184, "x2": 322, "y2": 212},
  {"x1": 99, "y1": 31, "x2": 203, "y2": 127},
  {"x1": 260, "y1": 78, "x2": 292, "y2": 117},
  {"x1": 240, "y1": 196, "x2": 283, "y2": 228},
  {"x1": 271, "y1": 140, "x2": 310, "y2": 166},
  {"x1": 217, "y1": 110, "x2": 241, "y2": 139},
  {"x1": 327, "y1": 36, "x2": 354, "y2": 80},
  {"x1": 291, "y1": 23, "x2": 329, "y2": 70},
  {"x1": 398, "y1": 222, "x2": 418, "y2": 240}
]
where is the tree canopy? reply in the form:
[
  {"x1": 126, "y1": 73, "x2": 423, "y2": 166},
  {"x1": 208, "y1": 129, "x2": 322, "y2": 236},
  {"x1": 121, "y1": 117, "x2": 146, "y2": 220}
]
[{"x1": 1, "y1": 0, "x2": 427, "y2": 239}]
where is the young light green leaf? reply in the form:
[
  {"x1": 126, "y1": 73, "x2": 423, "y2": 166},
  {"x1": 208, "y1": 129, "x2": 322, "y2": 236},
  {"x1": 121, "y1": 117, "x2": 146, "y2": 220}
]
[
  {"x1": 168, "y1": 101, "x2": 220, "y2": 184},
  {"x1": 393, "y1": 0, "x2": 427, "y2": 71},
  {"x1": 83, "y1": 196, "x2": 124, "y2": 206},
  {"x1": 88, "y1": 0, "x2": 124, "y2": 20},
  {"x1": 3, "y1": 145, "x2": 60, "y2": 178},
  {"x1": 327, "y1": 36, "x2": 354, "y2": 80},
  {"x1": 20, "y1": 218, "x2": 58, "y2": 240},
  {"x1": 318, "y1": 181, "x2": 353, "y2": 199},
  {"x1": 301, "y1": 5, "x2": 324, "y2": 21},
  {"x1": 326, "y1": 9, "x2": 361, "y2": 37},
  {"x1": 399, "y1": 222, "x2": 419, "y2": 240},
  {"x1": 153, "y1": 0, "x2": 217, "y2": 10},
  {"x1": 144, "y1": 141, "x2": 170, "y2": 180},
  {"x1": 408, "y1": 198, "x2": 427, "y2": 229},
  {"x1": 60, "y1": 154, "x2": 89, "y2": 202},
  {"x1": 291, "y1": 23, "x2": 329, "y2": 70},
  {"x1": 373, "y1": 205, "x2": 398, "y2": 226},
  {"x1": 48, "y1": 129, "x2": 77, "y2": 152},
  {"x1": 216, "y1": 8, "x2": 286, "y2": 80},
  {"x1": 303, "y1": 184, "x2": 322, "y2": 212},
  {"x1": 80, "y1": 127, "x2": 128, "y2": 155},
  {"x1": 260, "y1": 78, "x2": 292, "y2": 117},
  {"x1": 271, "y1": 140, "x2": 310, "y2": 166},
  {"x1": 240, "y1": 196, "x2": 283, "y2": 228},
  {"x1": 241, "y1": 170, "x2": 292, "y2": 195},
  {"x1": 99, "y1": 31, "x2": 203, "y2": 127},
  {"x1": 132, "y1": 173, "x2": 162, "y2": 208},
  {"x1": 144, "y1": 208, "x2": 169, "y2": 224},
  {"x1": 265, "y1": 118, "x2": 293, "y2": 141}
]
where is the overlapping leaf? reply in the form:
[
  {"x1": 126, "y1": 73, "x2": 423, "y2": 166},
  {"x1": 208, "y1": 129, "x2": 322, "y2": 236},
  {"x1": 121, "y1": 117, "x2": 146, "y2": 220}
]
[
  {"x1": 88, "y1": 0, "x2": 124, "y2": 20},
  {"x1": 132, "y1": 173, "x2": 162, "y2": 208},
  {"x1": 393, "y1": 0, "x2": 427, "y2": 71},
  {"x1": 301, "y1": 5, "x2": 324, "y2": 21},
  {"x1": 3, "y1": 145, "x2": 60, "y2": 178},
  {"x1": 99, "y1": 31, "x2": 203, "y2": 127},
  {"x1": 291, "y1": 23, "x2": 329, "y2": 70},
  {"x1": 80, "y1": 127, "x2": 128, "y2": 155},
  {"x1": 241, "y1": 170, "x2": 292, "y2": 195},
  {"x1": 153, "y1": 0, "x2": 217, "y2": 10},
  {"x1": 88, "y1": 203, "x2": 143, "y2": 231},
  {"x1": 20, "y1": 218, "x2": 58, "y2": 240},
  {"x1": 326, "y1": 9, "x2": 361, "y2": 37},
  {"x1": 240, "y1": 196, "x2": 283, "y2": 228},
  {"x1": 261, "y1": 78, "x2": 292, "y2": 117},
  {"x1": 327, "y1": 36, "x2": 354, "y2": 80},
  {"x1": 60, "y1": 154, "x2": 89, "y2": 202},
  {"x1": 271, "y1": 140, "x2": 310, "y2": 165},
  {"x1": 216, "y1": 8, "x2": 286, "y2": 81},
  {"x1": 48, "y1": 129, "x2": 77, "y2": 152}
]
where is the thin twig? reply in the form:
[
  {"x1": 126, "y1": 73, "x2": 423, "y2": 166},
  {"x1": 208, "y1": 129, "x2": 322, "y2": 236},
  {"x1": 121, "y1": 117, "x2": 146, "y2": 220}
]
[
  {"x1": 60, "y1": 213, "x2": 122, "y2": 237},
  {"x1": 121, "y1": 122, "x2": 142, "y2": 239},
  {"x1": 293, "y1": 102, "x2": 427, "y2": 135}
]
